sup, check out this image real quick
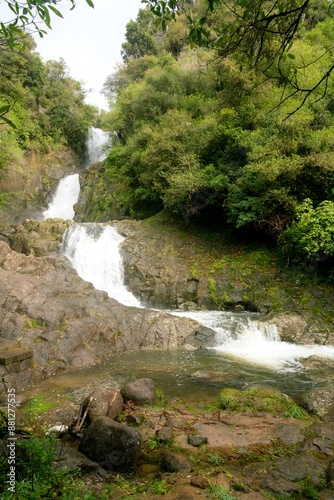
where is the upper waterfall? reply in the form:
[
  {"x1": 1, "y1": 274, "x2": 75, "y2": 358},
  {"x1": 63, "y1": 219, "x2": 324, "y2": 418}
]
[
  {"x1": 83, "y1": 127, "x2": 109, "y2": 167},
  {"x1": 42, "y1": 127, "x2": 109, "y2": 221}
]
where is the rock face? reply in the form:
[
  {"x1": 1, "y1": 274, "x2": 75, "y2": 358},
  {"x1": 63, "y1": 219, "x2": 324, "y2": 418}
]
[
  {"x1": 116, "y1": 219, "x2": 334, "y2": 345},
  {"x1": 0, "y1": 148, "x2": 79, "y2": 226},
  {"x1": 0, "y1": 241, "x2": 215, "y2": 399},
  {"x1": 78, "y1": 416, "x2": 142, "y2": 469}
]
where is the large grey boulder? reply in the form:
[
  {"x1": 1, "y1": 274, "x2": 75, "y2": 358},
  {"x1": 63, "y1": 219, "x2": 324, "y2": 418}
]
[
  {"x1": 121, "y1": 378, "x2": 157, "y2": 406},
  {"x1": 78, "y1": 416, "x2": 142, "y2": 469}
]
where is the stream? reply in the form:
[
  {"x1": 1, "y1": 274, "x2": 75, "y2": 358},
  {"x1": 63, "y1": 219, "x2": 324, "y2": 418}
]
[{"x1": 27, "y1": 128, "x2": 334, "y2": 412}]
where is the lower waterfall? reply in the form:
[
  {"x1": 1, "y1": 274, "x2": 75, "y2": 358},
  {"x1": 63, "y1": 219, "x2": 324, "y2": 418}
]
[{"x1": 60, "y1": 222, "x2": 334, "y2": 371}]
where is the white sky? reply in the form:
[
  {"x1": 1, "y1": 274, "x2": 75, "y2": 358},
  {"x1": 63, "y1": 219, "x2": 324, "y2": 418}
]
[{"x1": 31, "y1": 0, "x2": 143, "y2": 110}]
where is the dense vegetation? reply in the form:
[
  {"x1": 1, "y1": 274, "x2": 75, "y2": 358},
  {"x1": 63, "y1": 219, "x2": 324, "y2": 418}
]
[
  {"x1": 0, "y1": 33, "x2": 95, "y2": 207},
  {"x1": 99, "y1": 0, "x2": 334, "y2": 276}
]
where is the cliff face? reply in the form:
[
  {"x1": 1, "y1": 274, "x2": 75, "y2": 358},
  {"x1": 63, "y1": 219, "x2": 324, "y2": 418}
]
[{"x1": 0, "y1": 147, "x2": 80, "y2": 226}]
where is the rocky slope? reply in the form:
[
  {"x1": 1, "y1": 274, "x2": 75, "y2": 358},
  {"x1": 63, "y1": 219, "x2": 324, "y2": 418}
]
[{"x1": 0, "y1": 229, "x2": 214, "y2": 400}]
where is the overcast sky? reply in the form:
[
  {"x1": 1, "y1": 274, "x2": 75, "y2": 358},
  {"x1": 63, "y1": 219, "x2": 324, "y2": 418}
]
[{"x1": 32, "y1": 0, "x2": 143, "y2": 110}]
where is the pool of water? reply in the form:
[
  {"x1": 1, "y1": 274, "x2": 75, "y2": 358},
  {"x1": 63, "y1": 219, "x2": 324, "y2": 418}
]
[{"x1": 20, "y1": 348, "x2": 328, "y2": 423}]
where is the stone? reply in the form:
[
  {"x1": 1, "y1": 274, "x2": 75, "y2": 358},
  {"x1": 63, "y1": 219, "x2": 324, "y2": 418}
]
[
  {"x1": 82, "y1": 388, "x2": 124, "y2": 423},
  {"x1": 0, "y1": 241, "x2": 206, "y2": 396},
  {"x1": 190, "y1": 475, "x2": 210, "y2": 490},
  {"x1": 78, "y1": 416, "x2": 142, "y2": 469},
  {"x1": 327, "y1": 460, "x2": 334, "y2": 482},
  {"x1": 137, "y1": 463, "x2": 160, "y2": 477},
  {"x1": 162, "y1": 451, "x2": 192, "y2": 473},
  {"x1": 53, "y1": 443, "x2": 100, "y2": 474},
  {"x1": 156, "y1": 426, "x2": 173, "y2": 442},
  {"x1": 121, "y1": 378, "x2": 157, "y2": 406},
  {"x1": 188, "y1": 435, "x2": 208, "y2": 447},
  {"x1": 0, "y1": 348, "x2": 33, "y2": 367}
]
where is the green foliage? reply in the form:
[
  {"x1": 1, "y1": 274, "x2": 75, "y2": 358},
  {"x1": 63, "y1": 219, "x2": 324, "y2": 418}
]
[
  {"x1": 219, "y1": 387, "x2": 309, "y2": 420},
  {"x1": 279, "y1": 198, "x2": 334, "y2": 262},
  {"x1": 208, "y1": 483, "x2": 239, "y2": 500},
  {"x1": 102, "y1": 6, "x2": 334, "y2": 255},
  {"x1": 0, "y1": 1, "x2": 94, "y2": 50},
  {"x1": 150, "y1": 478, "x2": 169, "y2": 495},
  {"x1": 144, "y1": 0, "x2": 334, "y2": 113},
  {"x1": 207, "y1": 453, "x2": 224, "y2": 466}
]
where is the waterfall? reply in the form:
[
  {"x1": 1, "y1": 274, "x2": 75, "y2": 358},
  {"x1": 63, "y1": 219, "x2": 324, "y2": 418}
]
[
  {"x1": 43, "y1": 127, "x2": 109, "y2": 220},
  {"x1": 62, "y1": 223, "x2": 141, "y2": 308},
  {"x1": 40, "y1": 128, "x2": 334, "y2": 372},
  {"x1": 42, "y1": 174, "x2": 80, "y2": 220},
  {"x1": 84, "y1": 127, "x2": 109, "y2": 167},
  {"x1": 173, "y1": 309, "x2": 334, "y2": 370}
]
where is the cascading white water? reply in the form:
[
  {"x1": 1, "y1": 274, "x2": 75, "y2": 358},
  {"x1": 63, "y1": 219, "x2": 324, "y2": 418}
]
[
  {"x1": 43, "y1": 127, "x2": 109, "y2": 220},
  {"x1": 84, "y1": 127, "x2": 109, "y2": 167},
  {"x1": 173, "y1": 309, "x2": 334, "y2": 370},
  {"x1": 42, "y1": 174, "x2": 80, "y2": 220},
  {"x1": 62, "y1": 223, "x2": 141, "y2": 308}
]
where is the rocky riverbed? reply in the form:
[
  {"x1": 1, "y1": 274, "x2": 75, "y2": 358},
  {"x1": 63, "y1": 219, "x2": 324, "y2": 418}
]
[{"x1": 0, "y1": 199, "x2": 334, "y2": 499}]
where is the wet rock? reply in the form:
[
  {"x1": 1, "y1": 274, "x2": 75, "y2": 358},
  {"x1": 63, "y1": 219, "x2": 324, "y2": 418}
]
[
  {"x1": 191, "y1": 370, "x2": 233, "y2": 385},
  {"x1": 82, "y1": 388, "x2": 124, "y2": 423},
  {"x1": 327, "y1": 460, "x2": 334, "y2": 482},
  {"x1": 162, "y1": 451, "x2": 192, "y2": 473},
  {"x1": 8, "y1": 219, "x2": 73, "y2": 257},
  {"x1": 78, "y1": 416, "x2": 142, "y2": 469},
  {"x1": 121, "y1": 378, "x2": 156, "y2": 406},
  {"x1": 0, "y1": 241, "x2": 207, "y2": 396},
  {"x1": 286, "y1": 453, "x2": 328, "y2": 489},
  {"x1": 301, "y1": 383, "x2": 334, "y2": 422},
  {"x1": 273, "y1": 422, "x2": 305, "y2": 445},
  {"x1": 260, "y1": 475, "x2": 301, "y2": 495},
  {"x1": 266, "y1": 313, "x2": 308, "y2": 344}
]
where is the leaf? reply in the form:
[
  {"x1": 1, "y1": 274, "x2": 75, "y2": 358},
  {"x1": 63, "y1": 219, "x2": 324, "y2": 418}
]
[
  {"x1": 287, "y1": 53, "x2": 295, "y2": 59},
  {"x1": 0, "y1": 105, "x2": 11, "y2": 114},
  {"x1": 85, "y1": 0, "x2": 94, "y2": 7},
  {"x1": 48, "y1": 5, "x2": 64, "y2": 18},
  {"x1": 0, "y1": 115, "x2": 17, "y2": 129}
]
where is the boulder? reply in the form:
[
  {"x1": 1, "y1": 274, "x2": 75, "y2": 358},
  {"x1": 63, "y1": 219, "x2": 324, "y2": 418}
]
[
  {"x1": 121, "y1": 378, "x2": 157, "y2": 406},
  {"x1": 162, "y1": 450, "x2": 192, "y2": 473},
  {"x1": 53, "y1": 443, "x2": 100, "y2": 474},
  {"x1": 82, "y1": 388, "x2": 124, "y2": 423},
  {"x1": 78, "y1": 416, "x2": 142, "y2": 469}
]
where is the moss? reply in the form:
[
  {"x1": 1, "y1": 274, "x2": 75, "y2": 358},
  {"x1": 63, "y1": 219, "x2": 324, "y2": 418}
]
[{"x1": 219, "y1": 386, "x2": 310, "y2": 420}]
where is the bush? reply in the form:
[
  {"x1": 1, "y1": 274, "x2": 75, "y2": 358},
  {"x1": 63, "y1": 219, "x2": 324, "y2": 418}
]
[{"x1": 279, "y1": 198, "x2": 334, "y2": 262}]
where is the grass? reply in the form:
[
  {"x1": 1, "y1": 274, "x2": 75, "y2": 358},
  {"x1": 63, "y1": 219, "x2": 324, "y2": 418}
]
[{"x1": 218, "y1": 386, "x2": 310, "y2": 420}]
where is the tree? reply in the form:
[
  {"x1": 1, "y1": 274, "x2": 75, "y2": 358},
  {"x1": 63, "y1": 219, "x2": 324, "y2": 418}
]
[
  {"x1": 0, "y1": 0, "x2": 94, "y2": 125},
  {"x1": 1, "y1": 0, "x2": 94, "y2": 49},
  {"x1": 279, "y1": 198, "x2": 334, "y2": 262},
  {"x1": 144, "y1": 0, "x2": 334, "y2": 112}
]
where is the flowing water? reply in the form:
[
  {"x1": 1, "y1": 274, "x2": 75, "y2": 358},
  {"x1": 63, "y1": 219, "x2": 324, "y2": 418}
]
[
  {"x1": 31, "y1": 128, "x2": 334, "y2": 409},
  {"x1": 83, "y1": 127, "x2": 109, "y2": 167},
  {"x1": 42, "y1": 174, "x2": 80, "y2": 220}
]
